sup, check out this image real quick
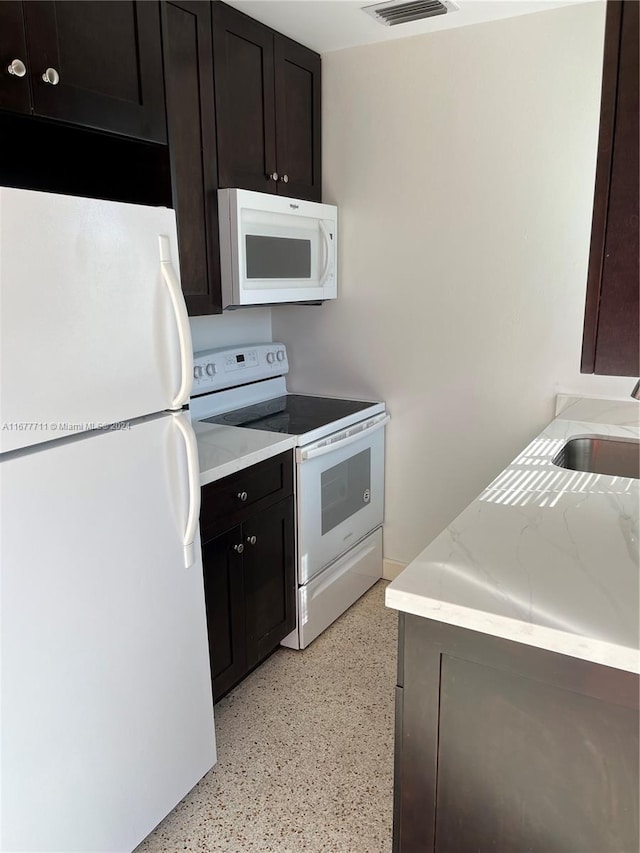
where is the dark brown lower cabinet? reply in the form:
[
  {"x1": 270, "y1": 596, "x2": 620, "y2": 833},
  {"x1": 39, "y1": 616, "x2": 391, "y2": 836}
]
[
  {"x1": 202, "y1": 526, "x2": 246, "y2": 701},
  {"x1": 394, "y1": 614, "x2": 639, "y2": 853},
  {"x1": 243, "y1": 497, "x2": 296, "y2": 670},
  {"x1": 202, "y1": 496, "x2": 295, "y2": 702}
]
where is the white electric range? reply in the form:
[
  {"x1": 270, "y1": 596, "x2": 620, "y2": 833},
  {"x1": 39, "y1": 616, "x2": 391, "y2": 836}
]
[{"x1": 191, "y1": 343, "x2": 389, "y2": 649}]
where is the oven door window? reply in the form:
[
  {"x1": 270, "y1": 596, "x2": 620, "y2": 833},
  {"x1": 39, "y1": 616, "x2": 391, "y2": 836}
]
[{"x1": 321, "y1": 449, "x2": 371, "y2": 535}]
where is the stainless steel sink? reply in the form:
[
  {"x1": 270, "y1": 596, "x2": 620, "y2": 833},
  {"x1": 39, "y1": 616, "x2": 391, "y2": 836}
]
[{"x1": 552, "y1": 435, "x2": 640, "y2": 479}]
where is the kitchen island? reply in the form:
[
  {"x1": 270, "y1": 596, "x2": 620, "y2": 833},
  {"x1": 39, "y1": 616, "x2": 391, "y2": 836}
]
[{"x1": 386, "y1": 395, "x2": 639, "y2": 853}]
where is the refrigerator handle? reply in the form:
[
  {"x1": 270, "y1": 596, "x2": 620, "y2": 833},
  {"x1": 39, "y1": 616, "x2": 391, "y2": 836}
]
[
  {"x1": 159, "y1": 235, "x2": 193, "y2": 409},
  {"x1": 172, "y1": 412, "x2": 202, "y2": 568}
]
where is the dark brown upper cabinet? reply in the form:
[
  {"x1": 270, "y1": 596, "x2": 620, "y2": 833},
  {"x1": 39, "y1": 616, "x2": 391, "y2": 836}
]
[
  {"x1": 212, "y1": 1, "x2": 321, "y2": 202},
  {"x1": 0, "y1": 3, "x2": 31, "y2": 114},
  {"x1": 161, "y1": 0, "x2": 222, "y2": 315},
  {"x1": 581, "y1": 0, "x2": 639, "y2": 377},
  {"x1": 0, "y1": 1, "x2": 167, "y2": 143}
]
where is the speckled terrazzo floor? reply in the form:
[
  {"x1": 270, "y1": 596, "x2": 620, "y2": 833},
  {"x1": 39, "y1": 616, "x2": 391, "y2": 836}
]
[{"x1": 135, "y1": 580, "x2": 397, "y2": 853}]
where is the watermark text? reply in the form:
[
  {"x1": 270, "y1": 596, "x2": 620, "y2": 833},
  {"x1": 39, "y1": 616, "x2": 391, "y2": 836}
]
[{"x1": 2, "y1": 421, "x2": 131, "y2": 432}]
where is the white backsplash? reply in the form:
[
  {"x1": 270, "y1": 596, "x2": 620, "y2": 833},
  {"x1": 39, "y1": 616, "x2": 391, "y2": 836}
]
[{"x1": 189, "y1": 308, "x2": 272, "y2": 354}]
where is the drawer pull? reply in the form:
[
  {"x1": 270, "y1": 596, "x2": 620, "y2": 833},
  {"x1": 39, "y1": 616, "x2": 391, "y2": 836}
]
[
  {"x1": 233, "y1": 543, "x2": 244, "y2": 554},
  {"x1": 246, "y1": 535, "x2": 257, "y2": 546},
  {"x1": 237, "y1": 491, "x2": 248, "y2": 502}
]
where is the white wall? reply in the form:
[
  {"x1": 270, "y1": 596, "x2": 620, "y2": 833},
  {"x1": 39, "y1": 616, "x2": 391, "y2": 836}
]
[
  {"x1": 190, "y1": 308, "x2": 272, "y2": 353},
  {"x1": 272, "y1": 1, "x2": 634, "y2": 567}
]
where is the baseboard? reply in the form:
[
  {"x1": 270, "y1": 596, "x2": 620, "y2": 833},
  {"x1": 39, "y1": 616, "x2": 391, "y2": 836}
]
[{"x1": 383, "y1": 558, "x2": 407, "y2": 581}]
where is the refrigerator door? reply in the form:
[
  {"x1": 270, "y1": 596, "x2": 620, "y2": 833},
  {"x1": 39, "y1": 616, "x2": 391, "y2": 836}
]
[
  {"x1": 0, "y1": 187, "x2": 192, "y2": 454},
  {"x1": 0, "y1": 414, "x2": 215, "y2": 853}
]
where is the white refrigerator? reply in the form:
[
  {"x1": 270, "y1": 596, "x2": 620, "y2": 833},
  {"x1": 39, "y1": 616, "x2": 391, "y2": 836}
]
[{"x1": 0, "y1": 187, "x2": 216, "y2": 852}]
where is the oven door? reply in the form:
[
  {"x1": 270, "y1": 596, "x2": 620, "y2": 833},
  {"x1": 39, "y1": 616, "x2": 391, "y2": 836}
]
[{"x1": 296, "y1": 413, "x2": 389, "y2": 584}]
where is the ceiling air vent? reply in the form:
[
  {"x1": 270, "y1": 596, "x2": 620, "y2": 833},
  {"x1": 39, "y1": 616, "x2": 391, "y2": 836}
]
[{"x1": 362, "y1": 0, "x2": 458, "y2": 26}]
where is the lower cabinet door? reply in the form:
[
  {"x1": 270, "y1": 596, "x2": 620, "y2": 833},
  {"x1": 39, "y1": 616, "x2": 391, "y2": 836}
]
[
  {"x1": 244, "y1": 497, "x2": 296, "y2": 668},
  {"x1": 202, "y1": 525, "x2": 246, "y2": 701}
]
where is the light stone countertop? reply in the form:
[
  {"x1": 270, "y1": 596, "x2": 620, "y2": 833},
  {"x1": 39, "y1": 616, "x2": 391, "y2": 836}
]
[
  {"x1": 194, "y1": 420, "x2": 296, "y2": 487},
  {"x1": 386, "y1": 396, "x2": 640, "y2": 673}
]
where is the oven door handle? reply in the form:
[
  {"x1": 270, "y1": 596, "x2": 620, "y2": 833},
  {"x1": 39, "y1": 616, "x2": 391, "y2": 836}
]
[{"x1": 298, "y1": 414, "x2": 390, "y2": 462}]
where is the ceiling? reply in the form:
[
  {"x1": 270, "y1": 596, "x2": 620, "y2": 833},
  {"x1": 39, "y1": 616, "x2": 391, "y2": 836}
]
[{"x1": 223, "y1": 0, "x2": 589, "y2": 54}]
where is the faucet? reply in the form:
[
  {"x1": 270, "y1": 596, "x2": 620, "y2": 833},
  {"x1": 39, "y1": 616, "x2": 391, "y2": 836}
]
[{"x1": 632, "y1": 380, "x2": 640, "y2": 400}]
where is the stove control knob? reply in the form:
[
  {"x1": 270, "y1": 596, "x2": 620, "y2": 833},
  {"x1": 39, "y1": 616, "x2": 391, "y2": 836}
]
[
  {"x1": 193, "y1": 365, "x2": 203, "y2": 379},
  {"x1": 266, "y1": 351, "x2": 276, "y2": 364},
  {"x1": 205, "y1": 363, "x2": 216, "y2": 376}
]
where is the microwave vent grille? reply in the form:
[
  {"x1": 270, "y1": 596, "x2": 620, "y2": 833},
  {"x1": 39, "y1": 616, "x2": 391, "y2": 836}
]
[{"x1": 362, "y1": 0, "x2": 457, "y2": 26}]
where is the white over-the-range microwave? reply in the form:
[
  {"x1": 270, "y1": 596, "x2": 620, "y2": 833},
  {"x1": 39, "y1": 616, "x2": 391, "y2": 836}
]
[{"x1": 218, "y1": 188, "x2": 338, "y2": 309}]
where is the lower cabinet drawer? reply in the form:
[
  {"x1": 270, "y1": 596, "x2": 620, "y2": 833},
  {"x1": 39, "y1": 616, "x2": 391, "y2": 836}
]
[{"x1": 200, "y1": 451, "x2": 293, "y2": 540}]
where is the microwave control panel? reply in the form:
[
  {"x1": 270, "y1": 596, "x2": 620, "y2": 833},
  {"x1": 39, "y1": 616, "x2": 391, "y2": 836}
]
[{"x1": 191, "y1": 343, "x2": 289, "y2": 395}]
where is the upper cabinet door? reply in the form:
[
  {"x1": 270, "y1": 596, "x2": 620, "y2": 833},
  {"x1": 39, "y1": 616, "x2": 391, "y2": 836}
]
[
  {"x1": 23, "y1": 1, "x2": 167, "y2": 143},
  {"x1": 0, "y1": 2, "x2": 32, "y2": 114},
  {"x1": 581, "y1": 0, "x2": 639, "y2": 377},
  {"x1": 212, "y1": 1, "x2": 321, "y2": 202},
  {"x1": 162, "y1": 0, "x2": 222, "y2": 315},
  {"x1": 274, "y1": 35, "x2": 321, "y2": 202},
  {"x1": 212, "y1": 2, "x2": 277, "y2": 193}
]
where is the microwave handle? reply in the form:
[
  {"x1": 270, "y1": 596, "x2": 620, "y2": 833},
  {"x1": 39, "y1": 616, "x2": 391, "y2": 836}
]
[
  {"x1": 319, "y1": 220, "x2": 332, "y2": 286},
  {"x1": 298, "y1": 414, "x2": 390, "y2": 462}
]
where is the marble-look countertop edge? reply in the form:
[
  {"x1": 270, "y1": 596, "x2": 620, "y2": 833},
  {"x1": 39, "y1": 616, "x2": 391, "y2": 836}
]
[
  {"x1": 197, "y1": 432, "x2": 296, "y2": 487},
  {"x1": 386, "y1": 396, "x2": 640, "y2": 674},
  {"x1": 385, "y1": 587, "x2": 640, "y2": 674}
]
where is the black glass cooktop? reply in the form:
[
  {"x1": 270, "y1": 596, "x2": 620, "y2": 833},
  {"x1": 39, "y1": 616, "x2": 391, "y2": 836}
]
[{"x1": 203, "y1": 394, "x2": 376, "y2": 435}]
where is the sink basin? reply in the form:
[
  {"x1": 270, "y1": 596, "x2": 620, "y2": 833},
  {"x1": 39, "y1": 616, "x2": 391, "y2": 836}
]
[{"x1": 552, "y1": 435, "x2": 640, "y2": 479}]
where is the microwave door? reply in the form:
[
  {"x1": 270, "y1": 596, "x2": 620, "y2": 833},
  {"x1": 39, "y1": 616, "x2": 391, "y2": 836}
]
[
  {"x1": 239, "y1": 220, "x2": 336, "y2": 304},
  {"x1": 218, "y1": 188, "x2": 338, "y2": 307},
  {"x1": 238, "y1": 215, "x2": 335, "y2": 305}
]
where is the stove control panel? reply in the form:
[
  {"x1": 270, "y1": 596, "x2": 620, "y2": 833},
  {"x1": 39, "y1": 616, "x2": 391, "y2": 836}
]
[{"x1": 191, "y1": 342, "x2": 289, "y2": 395}]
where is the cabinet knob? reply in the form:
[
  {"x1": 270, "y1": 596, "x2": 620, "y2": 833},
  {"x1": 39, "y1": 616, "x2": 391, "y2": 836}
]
[
  {"x1": 7, "y1": 59, "x2": 27, "y2": 78},
  {"x1": 42, "y1": 67, "x2": 60, "y2": 86},
  {"x1": 246, "y1": 535, "x2": 257, "y2": 546},
  {"x1": 280, "y1": 174, "x2": 289, "y2": 184},
  {"x1": 237, "y1": 491, "x2": 248, "y2": 502},
  {"x1": 233, "y1": 543, "x2": 244, "y2": 554},
  {"x1": 267, "y1": 172, "x2": 279, "y2": 182}
]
